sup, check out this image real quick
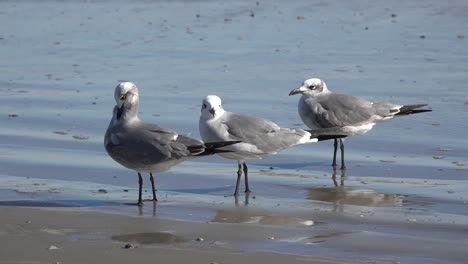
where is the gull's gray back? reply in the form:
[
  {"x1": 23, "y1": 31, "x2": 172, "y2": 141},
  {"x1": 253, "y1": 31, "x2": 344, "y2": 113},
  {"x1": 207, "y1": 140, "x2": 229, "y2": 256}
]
[
  {"x1": 299, "y1": 93, "x2": 398, "y2": 129},
  {"x1": 105, "y1": 113, "x2": 200, "y2": 173},
  {"x1": 207, "y1": 112, "x2": 310, "y2": 156}
]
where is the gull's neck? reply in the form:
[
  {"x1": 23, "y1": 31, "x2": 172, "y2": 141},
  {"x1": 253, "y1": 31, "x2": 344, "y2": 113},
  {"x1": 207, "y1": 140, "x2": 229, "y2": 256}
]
[
  {"x1": 320, "y1": 82, "x2": 331, "y2": 94},
  {"x1": 202, "y1": 108, "x2": 225, "y2": 122},
  {"x1": 116, "y1": 101, "x2": 141, "y2": 126},
  {"x1": 211, "y1": 108, "x2": 225, "y2": 121},
  {"x1": 320, "y1": 88, "x2": 332, "y2": 95}
]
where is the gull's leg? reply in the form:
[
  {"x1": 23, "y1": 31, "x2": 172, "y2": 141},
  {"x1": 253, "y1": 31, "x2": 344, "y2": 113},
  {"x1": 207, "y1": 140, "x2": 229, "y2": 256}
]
[
  {"x1": 332, "y1": 139, "x2": 338, "y2": 168},
  {"x1": 234, "y1": 162, "x2": 242, "y2": 196},
  {"x1": 340, "y1": 139, "x2": 346, "y2": 170},
  {"x1": 243, "y1": 162, "x2": 251, "y2": 193},
  {"x1": 137, "y1": 172, "x2": 143, "y2": 206},
  {"x1": 149, "y1": 173, "x2": 158, "y2": 201}
]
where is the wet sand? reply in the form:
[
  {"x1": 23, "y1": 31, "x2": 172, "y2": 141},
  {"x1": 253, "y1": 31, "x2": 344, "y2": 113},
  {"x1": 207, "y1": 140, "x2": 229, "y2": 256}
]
[
  {"x1": 0, "y1": 169, "x2": 467, "y2": 264},
  {"x1": 0, "y1": 206, "x2": 393, "y2": 264},
  {"x1": 1, "y1": 0, "x2": 468, "y2": 263}
]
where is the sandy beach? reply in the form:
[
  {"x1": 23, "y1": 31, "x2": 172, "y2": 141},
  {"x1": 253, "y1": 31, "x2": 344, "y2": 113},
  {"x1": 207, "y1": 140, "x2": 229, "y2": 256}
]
[
  {"x1": 1, "y1": 0, "x2": 467, "y2": 263},
  {"x1": 0, "y1": 206, "x2": 397, "y2": 264}
]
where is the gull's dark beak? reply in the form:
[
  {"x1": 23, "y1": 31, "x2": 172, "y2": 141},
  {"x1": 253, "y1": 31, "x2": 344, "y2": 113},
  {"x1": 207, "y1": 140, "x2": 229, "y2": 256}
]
[
  {"x1": 116, "y1": 92, "x2": 131, "y2": 120},
  {"x1": 289, "y1": 86, "x2": 307, "y2": 96},
  {"x1": 116, "y1": 105, "x2": 124, "y2": 120},
  {"x1": 209, "y1": 108, "x2": 215, "y2": 116}
]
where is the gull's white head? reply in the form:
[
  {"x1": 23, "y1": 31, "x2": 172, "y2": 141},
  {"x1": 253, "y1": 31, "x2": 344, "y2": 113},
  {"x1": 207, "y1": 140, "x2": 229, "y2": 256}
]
[
  {"x1": 289, "y1": 78, "x2": 329, "y2": 97},
  {"x1": 113, "y1": 81, "x2": 140, "y2": 121},
  {"x1": 114, "y1": 81, "x2": 139, "y2": 108},
  {"x1": 201, "y1": 95, "x2": 225, "y2": 120}
]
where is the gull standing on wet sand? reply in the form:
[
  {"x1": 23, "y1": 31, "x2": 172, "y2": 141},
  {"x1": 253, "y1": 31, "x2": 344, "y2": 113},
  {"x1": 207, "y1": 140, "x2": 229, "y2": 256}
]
[
  {"x1": 105, "y1": 82, "x2": 239, "y2": 206},
  {"x1": 199, "y1": 95, "x2": 344, "y2": 196},
  {"x1": 289, "y1": 78, "x2": 432, "y2": 169}
]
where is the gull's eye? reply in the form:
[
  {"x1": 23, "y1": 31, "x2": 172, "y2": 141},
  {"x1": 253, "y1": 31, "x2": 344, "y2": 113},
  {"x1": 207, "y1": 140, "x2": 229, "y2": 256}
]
[
  {"x1": 202, "y1": 103, "x2": 207, "y2": 109},
  {"x1": 120, "y1": 94, "x2": 127, "y2": 100},
  {"x1": 309, "y1": 85, "x2": 315, "y2": 90}
]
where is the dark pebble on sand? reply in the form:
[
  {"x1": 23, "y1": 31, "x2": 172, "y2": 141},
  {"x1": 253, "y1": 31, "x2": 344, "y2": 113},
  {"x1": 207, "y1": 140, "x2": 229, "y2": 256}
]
[
  {"x1": 124, "y1": 243, "x2": 134, "y2": 249},
  {"x1": 419, "y1": 35, "x2": 426, "y2": 39},
  {"x1": 391, "y1": 13, "x2": 397, "y2": 18},
  {"x1": 72, "y1": 135, "x2": 89, "y2": 140},
  {"x1": 8, "y1": 114, "x2": 18, "y2": 118}
]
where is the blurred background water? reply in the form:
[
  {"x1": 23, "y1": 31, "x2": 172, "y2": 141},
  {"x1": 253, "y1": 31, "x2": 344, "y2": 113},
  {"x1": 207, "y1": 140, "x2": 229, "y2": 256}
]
[{"x1": 1, "y1": 0, "x2": 467, "y2": 179}]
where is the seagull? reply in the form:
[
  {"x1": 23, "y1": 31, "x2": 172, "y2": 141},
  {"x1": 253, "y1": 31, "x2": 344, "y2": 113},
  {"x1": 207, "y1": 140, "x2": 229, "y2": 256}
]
[
  {"x1": 199, "y1": 95, "x2": 344, "y2": 196},
  {"x1": 105, "y1": 82, "x2": 239, "y2": 206},
  {"x1": 289, "y1": 78, "x2": 432, "y2": 169}
]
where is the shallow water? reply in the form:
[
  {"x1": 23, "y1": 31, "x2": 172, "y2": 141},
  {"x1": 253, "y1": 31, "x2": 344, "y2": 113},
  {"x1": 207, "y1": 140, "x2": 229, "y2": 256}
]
[{"x1": 1, "y1": 1, "x2": 468, "y2": 263}]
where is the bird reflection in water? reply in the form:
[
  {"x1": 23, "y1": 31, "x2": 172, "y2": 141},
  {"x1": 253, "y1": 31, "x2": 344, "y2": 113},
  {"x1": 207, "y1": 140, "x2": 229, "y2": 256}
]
[
  {"x1": 136, "y1": 199, "x2": 157, "y2": 217},
  {"x1": 332, "y1": 168, "x2": 345, "y2": 187},
  {"x1": 306, "y1": 169, "x2": 402, "y2": 209},
  {"x1": 234, "y1": 191, "x2": 251, "y2": 206}
]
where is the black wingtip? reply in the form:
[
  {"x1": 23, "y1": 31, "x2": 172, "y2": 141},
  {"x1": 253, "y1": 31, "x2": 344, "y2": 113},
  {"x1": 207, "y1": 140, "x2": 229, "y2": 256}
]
[
  {"x1": 203, "y1": 140, "x2": 241, "y2": 149},
  {"x1": 211, "y1": 149, "x2": 234, "y2": 154},
  {"x1": 315, "y1": 134, "x2": 347, "y2": 141},
  {"x1": 190, "y1": 140, "x2": 241, "y2": 156},
  {"x1": 305, "y1": 129, "x2": 347, "y2": 141},
  {"x1": 396, "y1": 104, "x2": 432, "y2": 116}
]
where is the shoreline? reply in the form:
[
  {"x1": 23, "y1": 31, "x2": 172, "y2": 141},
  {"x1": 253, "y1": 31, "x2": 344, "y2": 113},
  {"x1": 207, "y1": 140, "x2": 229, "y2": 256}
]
[{"x1": 1, "y1": 179, "x2": 467, "y2": 264}]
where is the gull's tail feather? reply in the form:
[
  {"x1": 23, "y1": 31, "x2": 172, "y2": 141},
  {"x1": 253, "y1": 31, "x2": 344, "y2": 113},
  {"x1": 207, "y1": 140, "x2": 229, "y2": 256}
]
[
  {"x1": 189, "y1": 141, "x2": 241, "y2": 156},
  {"x1": 394, "y1": 104, "x2": 432, "y2": 116}
]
